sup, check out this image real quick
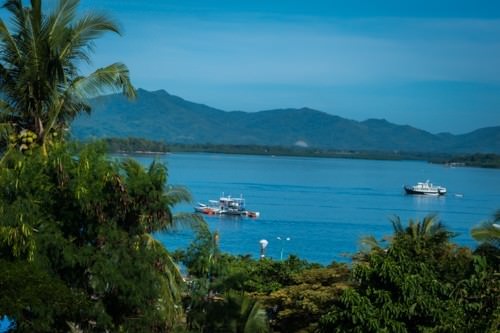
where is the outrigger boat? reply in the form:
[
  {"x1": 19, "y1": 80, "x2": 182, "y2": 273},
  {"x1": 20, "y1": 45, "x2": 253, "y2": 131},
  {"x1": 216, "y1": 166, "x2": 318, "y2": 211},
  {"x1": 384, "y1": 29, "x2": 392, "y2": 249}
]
[
  {"x1": 195, "y1": 194, "x2": 260, "y2": 218},
  {"x1": 194, "y1": 200, "x2": 221, "y2": 215},
  {"x1": 404, "y1": 180, "x2": 446, "y2": 196}
]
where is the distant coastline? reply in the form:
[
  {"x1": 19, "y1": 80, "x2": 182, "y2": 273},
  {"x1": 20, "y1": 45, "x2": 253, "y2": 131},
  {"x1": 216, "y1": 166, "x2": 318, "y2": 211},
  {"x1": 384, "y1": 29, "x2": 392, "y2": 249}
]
[
  {"x1": 74, "y1": 89, "x2": 500, "y2": 155},
  {"x1": 96, "y1": 137, "x2": 500, "y2": 169}
]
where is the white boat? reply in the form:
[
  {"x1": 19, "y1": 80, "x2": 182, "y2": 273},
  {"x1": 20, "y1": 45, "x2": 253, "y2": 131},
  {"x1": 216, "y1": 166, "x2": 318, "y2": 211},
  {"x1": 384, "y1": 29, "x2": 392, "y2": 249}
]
[
  {"x1": 404, "y1": 180, "x2": 446, "y2": 196},
  {"x1": 194, "y1": 200, "x2": 221, "y2": 215},
  {"x1": 194, "y1": 194, "x2": 260, "y2": 217},
  {"x1": 219, "y1": 195, "x2": 247, "y2": 216}
]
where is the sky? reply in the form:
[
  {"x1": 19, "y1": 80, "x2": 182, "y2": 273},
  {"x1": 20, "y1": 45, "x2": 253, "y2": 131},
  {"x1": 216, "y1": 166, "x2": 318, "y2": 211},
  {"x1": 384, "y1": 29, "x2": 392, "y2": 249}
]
[{"x1": 7, "y1": 1, "x2": 500, "y2": 133}]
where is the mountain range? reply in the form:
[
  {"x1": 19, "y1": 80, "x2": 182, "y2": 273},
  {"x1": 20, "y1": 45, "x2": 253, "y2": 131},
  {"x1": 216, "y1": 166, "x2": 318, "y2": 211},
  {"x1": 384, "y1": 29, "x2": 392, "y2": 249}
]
[{"x1": 71, "y1": 89, "x2": 500, "y2": 154}]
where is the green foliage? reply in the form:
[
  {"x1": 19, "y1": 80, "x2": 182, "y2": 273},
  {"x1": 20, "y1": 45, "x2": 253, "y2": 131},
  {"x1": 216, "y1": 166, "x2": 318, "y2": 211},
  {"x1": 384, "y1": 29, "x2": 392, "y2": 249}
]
[
  {"x1": 471, "y1": 209, "x2": 500, "y2": 247},
  {"x1": 102, "y1": 137, "x2": 169, "y2": 153},
  {"x1": 177, "y1": 226, "x2": 349, "y2": 333},
  {"x1": 318, "y1": 215, "x2": 500, "y2": 333},
  {"x1": 0, "y1": 259, "x2": 85, "y2": 332},
  {"x1": 444, "y1": 153, "x2": 500, "y2": 168},
  {"x1": 199, "y1": 291, "x2": 269, "y2": 333},
  {"x1": 263, "y1": 264, "x2": 350, "y2": 333},
  {"x1": 179, "y1": 223, "x2": 224, "y2": 279},
  {"x1": 0, "y1": 143, "x2": 196, "y2": 332},
  {"x1": 218, "y1": 254, "x2": 320, "y2": 294},
  {"x1": 177, "y1": 227, "x2": 271, "y2": 333},
  {"x1": 0, "y1": 0, "x2": 135, "y2": 152},
  {"x1": 471, "y1": 210, "x2": 500, "y2": 289}
]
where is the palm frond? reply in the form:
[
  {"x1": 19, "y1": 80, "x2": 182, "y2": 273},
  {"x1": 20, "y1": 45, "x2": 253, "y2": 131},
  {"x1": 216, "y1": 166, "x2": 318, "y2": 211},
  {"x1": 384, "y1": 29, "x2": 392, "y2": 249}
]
[
  {"x1": 47, "y1": 0, "x2": 79, "y2": 42},
  {"x1": 0, "y1": 0, "x2": 135, "y2": 145},
  {"x1": 69, "y1": 63, "x2": 136, "y2": 99},
  {"x1": 243, "y1": 300, "x2": 269, "y2": 333},
  {"x1": 147, "y1": 159, "x2": 167, "y2": 184},
  {"x1": 171, "y1": 212, "x2": 205, "y2": 230},
  {"x1": 29, "y1": 0, "x2": 42, "y2": 35},
  {"x1": 0, "y1": 98, "x2": 14, "y2": 115},
  {"x1": 471, "y1": 221, "x2": 500, "y2": 245},
  {"x1": 359, "y1": 235, "x2": 383, "y2": 253},
  {"x1": 43, "y1": 90, "x2": 66, "y2": 137},
  {"x1": 422, "y1": 214, "x2": 438, "y2": 235},
  {"x1": 141, "y1": 234, "x2": 185, "y2": 321},
  {"x1": 164, "y1": 185, "x2": 192, "y2": 206},
  {"x1": 390, "y1": 215, "x2": 404, "y2": 235},
  {"x1": 0, "y1": 18, "x2": 21, "y2": 61},
  {"x1": 409, "y1": 220, "x2": 418, "y2": 239},
  {"x1": 59, "y1": 12, "x2": 121, "y2": 63},
  {"x1": 0, "y1": 122, "x2": 14, "y2": 136}
]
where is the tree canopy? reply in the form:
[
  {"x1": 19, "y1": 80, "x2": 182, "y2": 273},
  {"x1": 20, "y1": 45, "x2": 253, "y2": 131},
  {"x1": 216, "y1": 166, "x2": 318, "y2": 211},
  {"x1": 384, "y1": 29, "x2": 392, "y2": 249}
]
[
  {"x1": 0, "y1": 142, "x2": 198, "y2": 332},
  {"x1": 0, "y1": 0, "x2": 135, "y2": 154},
  {"x1": 318, "y1": 216, "x2": 500, "y2": 333}
]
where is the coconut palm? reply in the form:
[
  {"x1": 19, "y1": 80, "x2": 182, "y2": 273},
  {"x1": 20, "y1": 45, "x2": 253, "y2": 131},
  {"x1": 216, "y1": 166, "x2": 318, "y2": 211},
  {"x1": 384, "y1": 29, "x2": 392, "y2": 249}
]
[
  {"x1": 390, "y1": 214, "x2": 453, "y2": 245},
  {"x1": 356, "y1": 215, "x2": 452, "y2": 260},
  {"x1": 199, "y1": 291, "x2": 269, "y2": 333},
  {"x1": 0, "y1": 0, "x2": 135, "y2": 153},
  {"x1": 227, "y1": 291, "x2": 269, "y2": 333},
  {"x1": 471, "y1": 210, "x2": 500, "y2": 247}
]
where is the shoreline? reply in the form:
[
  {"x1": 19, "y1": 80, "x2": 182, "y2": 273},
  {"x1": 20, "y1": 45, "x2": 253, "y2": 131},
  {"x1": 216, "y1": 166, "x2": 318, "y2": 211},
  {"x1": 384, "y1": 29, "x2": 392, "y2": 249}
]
[{"x1": 94, "y1": 138, "x2": 500, "y2": 168}]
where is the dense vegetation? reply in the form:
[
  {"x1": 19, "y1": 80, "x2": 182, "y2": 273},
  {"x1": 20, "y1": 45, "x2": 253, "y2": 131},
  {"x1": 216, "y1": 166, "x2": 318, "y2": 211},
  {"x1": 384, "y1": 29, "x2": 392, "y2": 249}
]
[
  {"x1": 0, "y1": 142, "x2": 196, "y2": 332},
  {"x1": 102, "y1": 137, "x2": 169, "y2": 153},
  {"x1": 101, "y1": 137, "x2": 500, "y2": 168},
  {"x1": 175, "y1": 215, "x2": 499, "y2": 333},
  {"x1": 100, "y1": 137, "x2": 445, "y2": 160},
  {"x1": 0, "y1": 1, "x2": 498, "y2": 332},
  {"x1": 0, "y1": 0, "x2": 134, "y2": 156},
  {"x1": 319, "y1": 216, "x2": 500, "y2": 333},
  {"x1": 441, "y1": 153, "x2": 500, "y2": 168}
]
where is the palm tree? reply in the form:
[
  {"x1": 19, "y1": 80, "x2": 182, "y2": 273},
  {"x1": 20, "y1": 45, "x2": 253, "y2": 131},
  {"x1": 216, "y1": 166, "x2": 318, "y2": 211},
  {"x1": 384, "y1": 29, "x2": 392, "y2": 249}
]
[
  {"x1": 357, "y1": 215, "x2": 452, "y2": 260},
  {"x1": 229, "y1": 291, "x2": 269, "y2": 333},
  {"x1": 471, "y1": 210, "x2": 500, "y2": 247},
  {"x1": 0, "y1": 0, "x2": 135, "y2": 153},
  {"x1": 201, "y1": 291, "x2": 269, "y2": 333},
  {"x1": 390, "y1": 214, "x2": 453, "y2": 245}
]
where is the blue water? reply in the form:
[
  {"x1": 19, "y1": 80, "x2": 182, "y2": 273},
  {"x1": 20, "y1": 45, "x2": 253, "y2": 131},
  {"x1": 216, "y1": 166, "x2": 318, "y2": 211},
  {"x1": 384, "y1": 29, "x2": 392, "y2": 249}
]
[{"x1": 128, "y1": 153, "x2": 500, "y2": 265}]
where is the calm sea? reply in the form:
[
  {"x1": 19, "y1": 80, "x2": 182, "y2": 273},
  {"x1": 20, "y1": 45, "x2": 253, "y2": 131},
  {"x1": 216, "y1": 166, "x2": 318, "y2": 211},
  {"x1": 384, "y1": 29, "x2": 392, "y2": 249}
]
[{"x1": 130, "y1": 153, "x2": 500, "y2": 265}]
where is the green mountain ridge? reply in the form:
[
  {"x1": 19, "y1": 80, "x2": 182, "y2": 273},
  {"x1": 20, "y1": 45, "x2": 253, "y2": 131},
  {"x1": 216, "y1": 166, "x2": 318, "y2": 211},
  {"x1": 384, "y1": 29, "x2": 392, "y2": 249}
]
[{"x1": 71, "y1": 89, "x2": 500, "y2": 153}]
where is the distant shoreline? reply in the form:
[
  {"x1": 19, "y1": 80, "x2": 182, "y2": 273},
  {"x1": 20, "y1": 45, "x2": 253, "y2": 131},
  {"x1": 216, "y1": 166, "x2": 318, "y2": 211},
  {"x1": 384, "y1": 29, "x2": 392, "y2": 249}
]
[
  {"x1": 98, "y1": 137, "x2": 500, "y2": 169},
  {"x1": 114, "y1": 150, "x2": 168, "y2": 156}
]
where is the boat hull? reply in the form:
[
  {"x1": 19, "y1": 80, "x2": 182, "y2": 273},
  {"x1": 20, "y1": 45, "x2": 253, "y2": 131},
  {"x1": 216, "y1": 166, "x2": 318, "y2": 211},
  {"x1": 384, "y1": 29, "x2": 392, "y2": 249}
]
[{"x1": 404, "y1": 185, "x2": 446, "y2": 196}]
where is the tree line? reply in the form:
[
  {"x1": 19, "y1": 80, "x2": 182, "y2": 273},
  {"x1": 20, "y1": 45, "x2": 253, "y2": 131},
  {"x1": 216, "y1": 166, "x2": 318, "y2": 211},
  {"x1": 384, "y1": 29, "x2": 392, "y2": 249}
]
[
  {"x1": 101, "y1": 137, "x2": 169, "y2": 154},
  {"x1": 98, "y1": 137, "x2": 500, "y2": 168}
]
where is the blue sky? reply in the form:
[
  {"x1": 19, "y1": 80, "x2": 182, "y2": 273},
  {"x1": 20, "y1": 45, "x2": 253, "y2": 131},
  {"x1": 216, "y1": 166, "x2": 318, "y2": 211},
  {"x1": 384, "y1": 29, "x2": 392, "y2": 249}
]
[{"x1": 11, "y1": 1, "x2": 500, "y2": 133}]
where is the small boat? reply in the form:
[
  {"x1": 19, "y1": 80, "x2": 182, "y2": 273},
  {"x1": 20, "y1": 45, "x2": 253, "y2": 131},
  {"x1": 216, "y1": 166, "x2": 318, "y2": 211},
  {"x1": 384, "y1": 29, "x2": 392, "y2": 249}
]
[
  {"x1": 194, "y1": 200, "x2": 221, "y2": 215},
  {"x1": 404, "y1": 180, "x2": 446, "y2": 196},
  {"x1": 195, "y1": 194, "x2": 260, "y2": 217},
  {"x1": 219, "y1": 195, "x2": 246, "y2": 216},
  {"x1": 246, "y1": 211, "x2": 260, "y2": 218}
]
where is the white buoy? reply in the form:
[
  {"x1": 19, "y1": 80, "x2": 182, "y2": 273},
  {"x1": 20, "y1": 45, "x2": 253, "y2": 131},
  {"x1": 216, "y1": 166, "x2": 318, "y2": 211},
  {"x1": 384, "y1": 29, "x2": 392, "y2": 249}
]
[{"x1": 259, "y1": 239, "x2": 269, "y2": 259}]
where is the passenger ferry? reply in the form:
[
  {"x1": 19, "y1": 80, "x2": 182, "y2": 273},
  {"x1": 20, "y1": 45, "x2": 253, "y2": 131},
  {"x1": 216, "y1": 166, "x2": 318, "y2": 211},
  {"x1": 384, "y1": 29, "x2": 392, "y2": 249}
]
[{"x1": 404, "y1": 180, "x2": 447, "y2": 196}]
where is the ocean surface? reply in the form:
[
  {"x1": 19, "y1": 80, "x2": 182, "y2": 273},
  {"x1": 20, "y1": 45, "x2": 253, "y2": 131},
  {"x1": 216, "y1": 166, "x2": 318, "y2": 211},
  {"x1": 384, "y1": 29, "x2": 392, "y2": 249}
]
[{"x1": 129, "y1": 153, "x2": 500, "y2": 265}]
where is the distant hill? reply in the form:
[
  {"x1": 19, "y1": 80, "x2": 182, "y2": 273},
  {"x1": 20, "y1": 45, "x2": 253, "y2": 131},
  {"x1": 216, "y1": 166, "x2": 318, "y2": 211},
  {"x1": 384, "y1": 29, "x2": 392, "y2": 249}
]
[{"x1": 71, "y1": 89, "x2": 500, "y2": 154}]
